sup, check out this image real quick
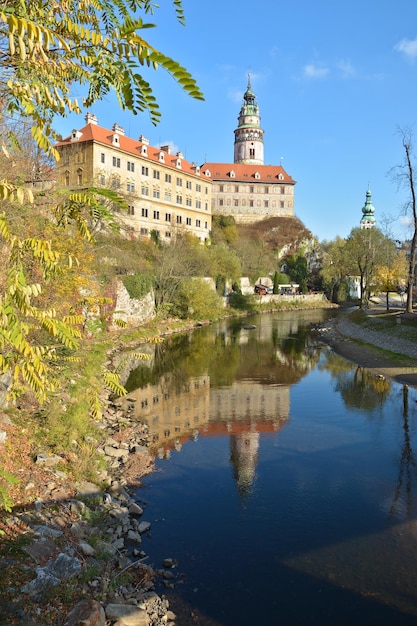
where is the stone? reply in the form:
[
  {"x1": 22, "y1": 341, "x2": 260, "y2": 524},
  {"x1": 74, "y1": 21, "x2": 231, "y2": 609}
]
[
  {"x1": 105, "y1": 603, "x2": 149, "y2": 626},
  {"x1": 65, "y1": 599, "x2": 106, "y2": 626},
  {"x1": 45, "y1": 553, "x2": 82, "y2": 580},
  {"x1": 21, "y1": 567, "x2": 60, "y2": 596},
  {"x1": 128, "y1": 503, "x2": 144, "y2": 517},
  {"x1": 137, "y1": 521, "x2": 151, "y2": 534},
  {"x1": 23, "y1": 539, "x2": 57, "y2": 562},
  {"x1": 79, "y1": 542, "x2": 96, "y2": 556},
  {"x1": 35, "y1": 453, "x2": 63, "y2": 467}
]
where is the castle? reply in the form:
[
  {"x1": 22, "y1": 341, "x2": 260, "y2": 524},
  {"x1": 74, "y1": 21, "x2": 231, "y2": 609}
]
[{"x1": 56, "y1": 78, "x2": 296, "y2": 239}]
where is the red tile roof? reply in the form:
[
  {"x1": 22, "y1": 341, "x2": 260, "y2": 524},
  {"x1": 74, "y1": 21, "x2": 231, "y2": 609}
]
[
  {"x1": 56, "y1": 122, "x2": 204, "y2": 178},
  {"x1": 200, "y1": 162, "x2": 295, "y2": 184}
]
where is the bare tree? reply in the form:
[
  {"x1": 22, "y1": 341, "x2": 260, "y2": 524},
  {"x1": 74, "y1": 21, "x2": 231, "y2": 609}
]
[{"x1": 390, "y1": 127, "x2": 417, "y2": 313}]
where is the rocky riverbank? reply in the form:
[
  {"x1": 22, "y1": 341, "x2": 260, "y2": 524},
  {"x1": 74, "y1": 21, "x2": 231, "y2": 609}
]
[{"x1": 0, "y1": 398, "x2": 179, "y2": 626}]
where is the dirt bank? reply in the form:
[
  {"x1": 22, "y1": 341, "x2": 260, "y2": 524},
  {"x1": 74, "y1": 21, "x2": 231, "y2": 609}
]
[{"x1": 317, "y1": 309, "x2": 417, "y2": 388}]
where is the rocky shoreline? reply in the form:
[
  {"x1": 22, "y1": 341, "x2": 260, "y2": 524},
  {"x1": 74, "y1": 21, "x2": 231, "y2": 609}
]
[{"x1": 1, "y1": 398, "x2": 178, "y2": 626}]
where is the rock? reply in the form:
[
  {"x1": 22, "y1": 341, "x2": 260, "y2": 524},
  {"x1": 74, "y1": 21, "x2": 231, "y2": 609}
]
[
  {"x1": 79, "y1": 542, "x2": 96, "y2": 556},
  {"x1": 137, "y1": 521, "x2": 151, "y2": 534},
  {"x1": 35, "y1": 453, "x2": 63, "y2": 467},
  {"x1": 45, "y1": 553, "x2": 82, "y2": 580},
  {"x1": 104, "y1": 445, "x2": 129, "y2": 458},
  {"x1": 21, "y1": 566, "x2": 60, "y2": 596},
  {"x1": 128, "y1": 502, "x2": 144, "y2": 517},
  {"x1": 76, "y1": 482, "x2": 101, "y2": 498},
  {"x1": 65, "y1": 599, "x2": 106, "y2": 626},
  {"x1": 105, "y1": 603, "x2": 149, "y2": 626}
]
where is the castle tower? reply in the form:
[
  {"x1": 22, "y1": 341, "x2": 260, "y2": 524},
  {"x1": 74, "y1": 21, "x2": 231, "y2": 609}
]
[
  {"x1": 360, "y1": 187, "x2": 376, "y2": 229},
  {"x1": 233, "y1": 75, "x2": 264, "y2": 165}
]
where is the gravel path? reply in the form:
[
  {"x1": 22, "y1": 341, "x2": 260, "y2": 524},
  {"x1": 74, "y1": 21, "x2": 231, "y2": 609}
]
[{"x1": 335, "y1": 316, "x2": 417, "y2": 360}]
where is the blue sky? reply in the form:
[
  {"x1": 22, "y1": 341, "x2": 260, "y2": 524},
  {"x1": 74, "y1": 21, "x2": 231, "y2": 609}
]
[{"x1": 55, "y1": 0, "x2": 417, "y2": 242}]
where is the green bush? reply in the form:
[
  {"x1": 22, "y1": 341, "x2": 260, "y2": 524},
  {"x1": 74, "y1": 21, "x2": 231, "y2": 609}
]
[
  {"x1": 122, "y1": 274, "x2": 154, "y2": 299},
  {"x1": 171, "y1": 278, "x2": 223, "y2": 320},
  {"x1": 229, "y1": 292, "x2": 254, "y2": 311}
]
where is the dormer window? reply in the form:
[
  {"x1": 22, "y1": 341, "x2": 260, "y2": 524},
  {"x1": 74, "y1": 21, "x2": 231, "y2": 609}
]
[
  {"x1": 141, "y1": 145, "x2": 147, "y2": 156},
  {"x1": 159, "y1": 152, "x2": 165, "y2": 163},
  {"x1": 204, "y1": 169, "x2": 211, "y2": 177},
  {"x1": 176, "y1": 158, "x2": 182, "y2": 168},
  {"x1": 112, "y1": 134, "x2": 119, "y2": 146},
  {"x1": 70, "y1": 130, "x2": 82, "y2": 142},
  {"x1": 230, "y1": 170, "x2": 235, "y2": 178},
  {"x1": 254, "y1": 172, "x2": 260, "y2": 179},
  {"x1": 278, "y1": 173, "x2": 284, "y2": 180}
]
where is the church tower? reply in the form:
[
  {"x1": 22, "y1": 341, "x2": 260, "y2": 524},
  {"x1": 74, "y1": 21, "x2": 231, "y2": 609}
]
[
  {"x1": 233, "y1": 75, "x2": 264, "y2": 165},
  {"x1": 360, "y1": 187, "x2": 376, "y2": 229}
]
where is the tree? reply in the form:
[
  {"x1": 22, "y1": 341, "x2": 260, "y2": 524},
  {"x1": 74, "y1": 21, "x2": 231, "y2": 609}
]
[
  {"x1": 284, "y1": 253, "x2": 308, "y2": 293},
  {"x1": 374, "y1": 248, "x2": 407, "y2": 310},
  {"x1": 389, "y1": 128, "x2": 417, "y2": 313},
  {"x1": 320, "y1": 237, "x2": 349, "y2": 302},
  {"x1": 0, "y1": 0, "x2": 204, "y2": 403},
  {"x1": 344, "y1": 227, "x2": 394, "y2": 307}
]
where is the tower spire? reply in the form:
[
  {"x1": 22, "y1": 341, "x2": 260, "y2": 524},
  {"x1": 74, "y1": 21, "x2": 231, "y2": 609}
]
[{"x1": 233, "y1": 77, "x2": 264, "y2": 165}]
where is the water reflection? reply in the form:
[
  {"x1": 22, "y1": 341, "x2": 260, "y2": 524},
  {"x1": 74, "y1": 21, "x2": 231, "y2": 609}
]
[{"x1": 117, "y1": 311, "x2": 417, "y2": 625}]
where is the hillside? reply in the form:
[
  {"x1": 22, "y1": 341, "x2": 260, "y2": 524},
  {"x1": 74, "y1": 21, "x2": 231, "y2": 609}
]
[{"x1": 236, "y1": 216, "x2": 314, "y2": 254}]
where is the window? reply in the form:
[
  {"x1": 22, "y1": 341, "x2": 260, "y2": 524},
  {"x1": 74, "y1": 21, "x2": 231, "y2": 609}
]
[
  {"x1": 186, "y1": 180, "x2": 192, "y2": 190},
  {"x1": 176, "y1": 195, "x2": 182, "y2": 205},
  {"x1": 153, "y1": 189, "x2": 160, "y2": 199},
  {"x1": 186, "y1": 198, "x2": 192, "y2": 207},
  {"x1": 112, "y1": 156, "x2": 121, "y2": 168},
  {"x1": 165, "y1": 173, "x2": 171, "y2": 183},
  {"x1": 176, "y1": 177, "x2": 182, "y2": 187},
  {"x1": 219, "y1": 185, "x2": 224, "y2": 192},
  {"x1": 196, "y1": 219, "x2": 201, "y2": 227},
  {"x1": 264, "y1": 186, "x2": 269, "y2": 194},
  {"x1": 141, "y1": 186, "x2": 149, "y2": 196},
  {"x1": 127, "y1": 182, "x2": 135, "y2": 192},
  {"x1": 196, "y1": 183, "x2": 201, "y2": 192},
  {"x1": 280, "y1": 201, "x2": 285, "y2": 208},
  {"x1": 127, "y1": 205, "x2": 135, "y2": 215},
  {"x1": 234, "y1": 185, "x2": 239, "y2": 192},
  {"x1": 264, "y1": 200, "x2": 269, "y2": 208},
  {"x1": 205, "y1": 187, "x2": 209, "y2": 194},
  {"x1": 281, "y1": 186, "x2": 285, "y2": 194},
  {"x1": 153, "y1": 210, "x2": 160, "y2": 220},
  {"x1": 140, "y1": 227, "x2": 148, "y2": 235},
  {"x1": 219, "y1": 199, "x2": 224, "y2": 206},
  {"x1": 99, "y1": 174, "x2": 105, "y2": 185},
  {"x1": 141, "y1": 166, "x2": 149, "y2": 176},
  {"x1": 250, "y1": 185, "x2": 254, "y2": 193},
  {"x1": 111, "y1": 176, "x2": 120, "y2": 189},
  {"x1": 165, "y1": 231, "x2": 171, "y2": 238},
  {"x1": 153, "y1": 170, "x2": 160, "y2": 180},
  {"x1": 196, "y1": 200, "x2": 201, "y2": 209},
  {"x1": 249, "y1": 200, "x2": 254, "y2": 207},
  {"x1": 176, "y1": 215, "x2": 182, "y2": 224},
  {"x1": 205, "y1": 203, "x2": 208, "y2": 211},
  {"x1": 250, "y1": 148, "x2": 255, "y2": 158},
  {"x1": 205, "y1": 221, "x2": 208, "y2": 229},
  {"x1": 141, "y1": 208, "x2": 148, "y2": 217},
  {"x1": 165, "y1": 191, "x2": 171, "y2": 201},
  {"x1": 127, "y1": 161, "x2": 135, "y2": 172},
  {"x1": 165, "y1": 213, "x2": 171, "y2": 222},
  {"x1": 234, "y1": 200, "x2": 239, "y2": 207},
  {"x1": 186, "y1": 217, "x2": 191, "y2": 225},
  {"x1": 100, "y1": 153, "x2": 105, "y2": 164}
]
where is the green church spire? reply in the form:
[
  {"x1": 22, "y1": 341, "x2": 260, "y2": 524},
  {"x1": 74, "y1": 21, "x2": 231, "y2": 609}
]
[{"x1": 360, "y1": 187, "x2": 376, "y2": 229}]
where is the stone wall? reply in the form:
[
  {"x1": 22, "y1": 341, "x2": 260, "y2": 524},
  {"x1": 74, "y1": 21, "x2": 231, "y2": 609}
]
[{"x1": 112, "y1": 280, "x2": 156, "y2": 327}]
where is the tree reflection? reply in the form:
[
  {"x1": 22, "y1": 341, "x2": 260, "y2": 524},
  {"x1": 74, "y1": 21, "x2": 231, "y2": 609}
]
[
  {"x1": 389, "y1": 385, "x2": 417, "y2": 518},
  {"x1": 320, "y1": 352, "x2": 391, "y2": 412}
]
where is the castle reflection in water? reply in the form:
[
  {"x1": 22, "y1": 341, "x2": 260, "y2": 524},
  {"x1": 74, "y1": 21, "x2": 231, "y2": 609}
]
[{"x1": 121, "y1": 375, "x2": 290, "y2": 495}]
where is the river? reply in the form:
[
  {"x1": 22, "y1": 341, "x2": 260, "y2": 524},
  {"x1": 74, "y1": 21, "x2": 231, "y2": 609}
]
[{"x1": 120, "y1": 309, "x2": 417, "y2": 626}]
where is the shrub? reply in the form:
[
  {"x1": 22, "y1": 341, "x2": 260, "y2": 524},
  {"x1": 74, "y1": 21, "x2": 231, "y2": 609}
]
[{"x1": 122, "y1": 274, "x2": 154, "y2": 300}]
